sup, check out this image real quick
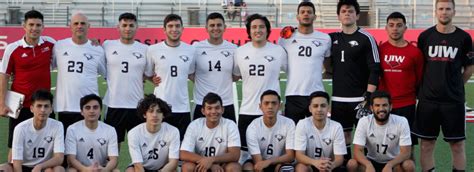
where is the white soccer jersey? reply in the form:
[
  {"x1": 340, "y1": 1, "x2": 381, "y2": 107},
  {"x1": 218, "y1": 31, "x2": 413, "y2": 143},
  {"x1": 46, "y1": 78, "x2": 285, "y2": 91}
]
[
  {"x1": 246, "y1": 115, "x2": 295, "y2": 160},
  {"x1": 233, "y1": 42, "x2": 287, "y2": 115},
  {"x1": 127, "y1": 123, "x2": 180, "y2": 170},
  {"x1": 103, "y1": 40, "x2": 148, "y2": 108},
  {"x1": 181, "y1": 118, "x2": 240, "y2": 157},
  {"x1": 278, "y1": 30, "x2": 331, "y2": 96},
  {"x1": 65, "y1": 120, "x2": 119, "y2": 167},
  {"x1": 353, "y1": 114, "x2": 411, "y2": 163},
  {"x1": 294, "y1": 117, "x2": 346, "y2": 160},
  {"x1": 193, "y1": 40, "x2": 237, "y2": 106},
  {"x1": 53, "y1": 38, "x2": 106, "y2": 112},
  {"x1": 12, "y1": 118, "x2": 64, "y2": 167},
  {"x1": 145, "y1": 41, "x2": 195, "y2": 113}
]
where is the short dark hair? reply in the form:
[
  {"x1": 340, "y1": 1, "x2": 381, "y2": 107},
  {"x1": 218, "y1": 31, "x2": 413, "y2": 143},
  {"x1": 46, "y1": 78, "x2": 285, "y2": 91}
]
[
  {"x1": 260, "y1": 90, "x2": 281, "y2": 102},
  {"x1": 163, "y1": 14, "x2": 183, "y2": 28},
  {"x1": 206, "y1": 12, "x2": 225, "y2": 25},
  {"x1": 386, "y1": 12, "x2": 406, "y2": 24},
  {"x1": 80, "y1": 94, "x2": 102, "y2": 110},
  {"x1": 337, "y1": 0, "x2": 360, "y2": 15},
  {"x1": 31, "y1": 89, "x2": 53, "y2": 105},
  {"x1": 309, "y1": 91, "x2": 330, "y2": 104},
  {"x1": 202, "y1": 92, "x2": 223, "y2": 107},
  {"x1": 245, "y1": 13, "x2": 272, "y2": 40},
  {"x1": 24, "y1": 10, "x2": 44, "y2": 22},
  {"x1": 119, "y1": 12, "x2": 137, "y2": 22},
  {"x1": 297, "y1": 1, "x2": 316, "y2": 14},
  {"x1": 436, "y1": 0, "x2": 455, "y2": 8},
  {"x1": 369, "y1": 91, "x2": 392, "y2": 105},
  {"x1": 136, "y1": 94, "x2": 172, "y2": 121}
]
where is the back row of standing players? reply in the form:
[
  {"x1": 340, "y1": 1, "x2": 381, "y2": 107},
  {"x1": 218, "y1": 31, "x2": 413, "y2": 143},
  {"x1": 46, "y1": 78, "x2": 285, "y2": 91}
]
[{"x1": 0, "y1": 0, "x2": 472, "y2": 171}]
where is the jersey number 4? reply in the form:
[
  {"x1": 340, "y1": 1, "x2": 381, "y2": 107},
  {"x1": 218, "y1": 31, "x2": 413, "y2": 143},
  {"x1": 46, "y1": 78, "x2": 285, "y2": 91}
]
[{"x1": 87, "y1": 148, "x2": 94, "y2": 159}]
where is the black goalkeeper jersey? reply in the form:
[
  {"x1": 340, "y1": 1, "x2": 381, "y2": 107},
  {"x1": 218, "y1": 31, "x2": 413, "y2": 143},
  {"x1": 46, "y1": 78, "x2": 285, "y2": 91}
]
[
  {"x1": 329, "y1": 28, "x2": 381, "y2": 100},
  {"x1": 417, "y1": 26, "x2": 474, "y2": 104}
]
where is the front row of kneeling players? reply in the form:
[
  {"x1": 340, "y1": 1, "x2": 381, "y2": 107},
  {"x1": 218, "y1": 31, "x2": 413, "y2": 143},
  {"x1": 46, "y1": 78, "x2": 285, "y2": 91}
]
[{"x1": 0, "y1": 89, "x2": 413, "y2": 172}]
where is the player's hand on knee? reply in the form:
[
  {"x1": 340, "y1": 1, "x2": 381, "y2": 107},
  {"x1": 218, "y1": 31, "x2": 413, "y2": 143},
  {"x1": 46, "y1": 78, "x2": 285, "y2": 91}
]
[
  {"x1": 364, "y1": 164, "x2": 376, "y2": 172},
  {"x1": 32, "y1": 164, "x2": 43, "y2": 172},
  {"x1": 313, "y1": 159, "x2": 331, "y2": 171},
  {"x1": 382, "y1": 165, "x2": 393, "y2": 172},
  {"x1": 254, "y1": 160, "x2": 271, "y2": 172},
  {"x1": 210, "y1": 164, "x2": 224, "y2": 172},
  {"x1": 196, "y1": 157, "x2": 214, "y2": 172}
]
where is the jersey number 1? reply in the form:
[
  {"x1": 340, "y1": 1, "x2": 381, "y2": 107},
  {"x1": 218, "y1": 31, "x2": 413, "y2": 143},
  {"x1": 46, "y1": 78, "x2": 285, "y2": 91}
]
[{"x1": 340, "y1": 50, "x2": 345, "y2": 62}]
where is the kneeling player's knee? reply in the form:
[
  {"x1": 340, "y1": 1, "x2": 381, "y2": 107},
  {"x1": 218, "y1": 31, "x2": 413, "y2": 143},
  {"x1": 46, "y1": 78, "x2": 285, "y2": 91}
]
[
  {"x1": 66, "y1": 168, "x2": 77, "y2": 172},
  {"x1": 243, "y1": 162, "x2": 254, "y2": 171},
  {"x1": 401, "y1": 159, "x2": 415, "y2": 172},
  {"x1": 295, "y1": 163, "x2": 309, "y2": 172},
  {"x1": 346, "y1": 159, "x2": 359, "y2": 172},
  {"x1": 54, "y1": 166, "x2": 65, "y2": 172},
  {"x1": 181, "y1": 162, "x2": 197, "y2": 172},
  {"x1": 0, "y1": 163, "x2": 13, "y2": 172},
  {"x1": 225, "y1": 162, "x2": 242, "y2": 172}
]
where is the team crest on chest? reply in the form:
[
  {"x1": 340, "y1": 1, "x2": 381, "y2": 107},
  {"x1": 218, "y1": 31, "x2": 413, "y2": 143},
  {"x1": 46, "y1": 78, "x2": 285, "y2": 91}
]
[
  {"x1": 159, "y1": 140, "x2": 167, "y2": 147},
  {"x1": 44, "y1": 136, "x2": 53, "y2": 143},
  {"x1": 275, "y1": 134, "x2": 285, "y2": 142},
  {"x1": 27, "y1": 139, "x2": 33, "y2": 145},
  {"x1": 41, "y1": 47, "x2": 50, "y2": 53},
  {"x1": 348, "y1": 40, "x2": 359, "y2": 47},
  {"x1": 312, "y1": 40, "x2": 322, "y2": 47},
  {"x1": 323, "y1": 138, "x2": 332, "y2": 145},
  {"x1": 83, "y1": 53, "x2": 94, "y2": 60},
  {"x1": 264, "y1": 55, "x2": 274, "y2": 62},
  {"x1": 215, "y1": 137, "x2": 224, "y2": 144},
  {"x1": 179, "y1": 55, "x2": 189, "y2": 62},
  {"x1": 221, "y1": 51, "x2": 231, "y2": 57},
  {"x1": 97, "y1": 138, "x2": 107, "y2": 146},
  {"x1": 132, "y1": 52, "x2": 143, "y2": 59},
  {"x1": 386, "y1": 133, "x2": 396, "y2": 141}
]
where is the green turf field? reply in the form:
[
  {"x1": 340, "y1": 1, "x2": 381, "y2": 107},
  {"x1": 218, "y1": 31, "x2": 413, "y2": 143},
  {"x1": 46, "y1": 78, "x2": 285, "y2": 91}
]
[{"x1": 0, "y1": 72, "x2": 473, "y2": 171}]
